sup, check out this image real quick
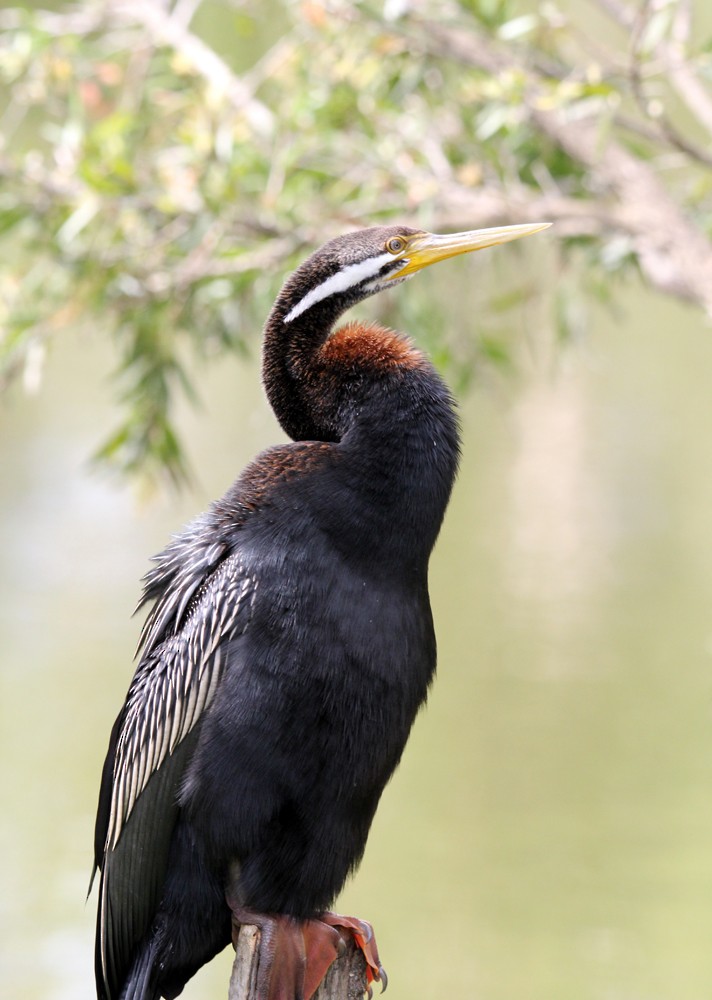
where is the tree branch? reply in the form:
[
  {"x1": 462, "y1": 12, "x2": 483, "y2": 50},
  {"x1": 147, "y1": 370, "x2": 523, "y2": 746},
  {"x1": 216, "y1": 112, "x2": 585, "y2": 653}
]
[
  {"x1": 0, "y1": 1, "x2": 274, "y2": 134},
  {"x1": 431, "y1": 186, "x2": 625, "y2": 238},
  {"x1": 108, "y1": 0, "x2": 274, "y2": 133},
  {"x1": 406, "y1": 16, "x2": 712, "y2": 314},
  {"x1": 595, "y1": 0, "x2": 712, "y2": 145}
]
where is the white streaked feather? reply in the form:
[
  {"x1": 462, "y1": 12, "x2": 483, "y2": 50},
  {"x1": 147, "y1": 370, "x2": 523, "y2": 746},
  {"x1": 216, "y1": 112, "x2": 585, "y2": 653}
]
[
  {"x1": 283, "y1": 253, "x2": 392, "y2": 323},
  {"x1": 153, "y1": 693, "x2": 172, "y2": 773},
  {"x1": 182, "y1": 673, "x2": 200, "y2": 735},
  {"x1": 105, "y1": 557, "x2": 256, "y2": 852},
  {"x1": 168, "y1": 676, "x2": 183, "y2": 755}
]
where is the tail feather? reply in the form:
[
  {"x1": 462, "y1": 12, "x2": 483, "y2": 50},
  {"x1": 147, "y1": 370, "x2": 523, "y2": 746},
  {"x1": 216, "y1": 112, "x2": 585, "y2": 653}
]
[{"x1": 120, "y1": 941, "x2": 159, "y2": 1000}]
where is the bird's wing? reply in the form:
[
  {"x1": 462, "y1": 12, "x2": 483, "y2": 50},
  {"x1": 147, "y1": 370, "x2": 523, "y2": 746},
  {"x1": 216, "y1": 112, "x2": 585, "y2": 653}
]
[
  {"x1": 94, "y1": 549, "x2": 257, "y2": 1000},
  {"x1": 134, "y1": 511, "x2": 234, "y2": 659}
]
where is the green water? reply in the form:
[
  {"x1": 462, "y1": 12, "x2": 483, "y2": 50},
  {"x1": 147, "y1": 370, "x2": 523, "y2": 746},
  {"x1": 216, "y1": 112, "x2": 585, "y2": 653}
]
[{"x1": 2, "y1": 264, "x2": 712, "y2": 1000}]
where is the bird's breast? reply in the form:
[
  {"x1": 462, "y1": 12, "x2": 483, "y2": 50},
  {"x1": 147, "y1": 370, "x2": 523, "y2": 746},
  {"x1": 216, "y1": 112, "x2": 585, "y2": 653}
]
[{"x1": 212, "y1": 520, "x2": 435, "y2": 757}]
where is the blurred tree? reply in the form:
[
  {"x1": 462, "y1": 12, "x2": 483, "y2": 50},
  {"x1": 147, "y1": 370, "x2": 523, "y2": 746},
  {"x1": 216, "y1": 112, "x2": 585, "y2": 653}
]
[{"x1": 1, "y1": 0, "x2": 711, "y2": 484}]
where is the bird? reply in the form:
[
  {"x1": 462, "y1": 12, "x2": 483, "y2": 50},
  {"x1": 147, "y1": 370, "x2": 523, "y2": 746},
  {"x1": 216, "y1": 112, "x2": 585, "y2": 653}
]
[{"x1": 92, "y1": 220, "x2": 550, "y2": 1000}]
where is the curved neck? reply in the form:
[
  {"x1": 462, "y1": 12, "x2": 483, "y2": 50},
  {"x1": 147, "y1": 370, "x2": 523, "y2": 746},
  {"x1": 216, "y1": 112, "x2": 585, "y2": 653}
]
[
  {"x1": 311, "y1": 367, "x2": 461, "y2": 572},
  {"x1": 262, "y1": 286, "x2": 345, "y2": 442},
  {"x1": 261, "y1": 287, "x2": 461, "y2": 568}
]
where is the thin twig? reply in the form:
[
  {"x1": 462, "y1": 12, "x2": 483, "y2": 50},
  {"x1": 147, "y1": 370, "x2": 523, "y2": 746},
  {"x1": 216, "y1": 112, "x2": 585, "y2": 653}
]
[
  {"x1": 627, "y1": 0, "x2": 712, "y2": 169},
  {"x1": 403, "y1": 15, "x2": 712, "y2": 314}
]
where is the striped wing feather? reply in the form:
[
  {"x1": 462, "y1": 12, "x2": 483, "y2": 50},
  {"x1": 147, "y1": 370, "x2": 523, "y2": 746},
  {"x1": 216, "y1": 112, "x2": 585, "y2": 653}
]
[{"x1": 94, "y1": 549, "x2": 256, "y2": 1000}]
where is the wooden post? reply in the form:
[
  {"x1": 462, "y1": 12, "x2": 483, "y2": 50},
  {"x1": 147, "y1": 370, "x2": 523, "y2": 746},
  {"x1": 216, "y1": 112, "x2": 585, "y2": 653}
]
[{"x1": 229, "y1": 925, "x2": 368, "y2": 1000}]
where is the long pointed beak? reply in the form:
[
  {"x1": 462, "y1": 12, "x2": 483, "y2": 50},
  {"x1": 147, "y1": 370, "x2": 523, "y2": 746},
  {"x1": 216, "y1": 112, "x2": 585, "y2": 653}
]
[{"x1": 390, "y1": 222, "x2": 552, "y2": 279}]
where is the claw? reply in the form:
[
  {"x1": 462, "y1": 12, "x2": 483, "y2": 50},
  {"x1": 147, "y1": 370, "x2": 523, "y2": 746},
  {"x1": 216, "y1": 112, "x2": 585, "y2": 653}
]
[
  {"x1": 358, "y1": 920, "x2": 373, "y2": 945},
  {"x1": 319, "y1": 912, "x2": 386, "y2": 997},
  {"x1": 229, "y1": 905, "x2": 389, "y2": 1000}
]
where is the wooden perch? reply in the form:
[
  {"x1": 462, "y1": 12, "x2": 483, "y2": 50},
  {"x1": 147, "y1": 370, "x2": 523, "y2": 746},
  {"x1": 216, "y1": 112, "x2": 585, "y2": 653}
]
[{"x1": 229, "y1": 925, "x2": 368, "y2": 1000}]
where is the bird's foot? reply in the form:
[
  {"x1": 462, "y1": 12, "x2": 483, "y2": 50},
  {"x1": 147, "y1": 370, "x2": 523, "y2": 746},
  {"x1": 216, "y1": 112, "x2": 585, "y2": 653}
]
[
  {"x1": 229, "y1": 904, "x2": 344, "y2": 1000},
  {"x1": 319, "y1": 912, "x2": 387, "y2": 997},
  {"x1": 227, "y1": 903, "x2": 387, "y2": 1000}
]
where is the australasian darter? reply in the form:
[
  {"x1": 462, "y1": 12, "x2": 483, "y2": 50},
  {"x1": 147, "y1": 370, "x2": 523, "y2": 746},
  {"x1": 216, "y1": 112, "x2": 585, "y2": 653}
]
[{"x1": 92, "y1": 220, "x2": 550, "y2": 1000}]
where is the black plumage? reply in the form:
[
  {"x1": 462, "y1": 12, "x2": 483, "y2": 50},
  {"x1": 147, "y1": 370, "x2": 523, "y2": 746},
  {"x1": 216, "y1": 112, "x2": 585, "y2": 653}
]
[{"x1": 93, "y1": 222, "x2": 549, "y2": 1000}]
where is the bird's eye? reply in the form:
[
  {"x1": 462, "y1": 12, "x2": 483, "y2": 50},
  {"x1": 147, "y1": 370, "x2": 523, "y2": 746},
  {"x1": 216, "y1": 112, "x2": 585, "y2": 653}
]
[{"x1": 386, "y1": 237, "x2": 406, "y2": 255}]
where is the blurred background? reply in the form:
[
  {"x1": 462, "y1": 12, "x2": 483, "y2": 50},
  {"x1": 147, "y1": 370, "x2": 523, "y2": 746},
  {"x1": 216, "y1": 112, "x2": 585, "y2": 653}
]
[{"x1": 3, "y1": 2, "x2": 712, "y2": 999}]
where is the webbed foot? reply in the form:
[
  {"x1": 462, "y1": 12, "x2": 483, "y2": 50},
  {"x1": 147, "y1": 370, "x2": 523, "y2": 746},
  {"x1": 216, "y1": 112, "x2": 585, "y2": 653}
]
[
  {"x1": 227, "y1": 903, "x2": 386, "y2": 1000},
  {"x1": 229, "y1": 904, "x2": 342, "y2": 1000},
  {"x1": 320, "y1": 912, "x2": 387, "y2": 996}
]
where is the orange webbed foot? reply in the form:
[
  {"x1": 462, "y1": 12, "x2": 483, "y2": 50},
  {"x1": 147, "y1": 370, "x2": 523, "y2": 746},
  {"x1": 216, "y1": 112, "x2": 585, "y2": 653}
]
[
  {"x1": 319, "y1": 912, "x2": 387, "y2": 996},
  {"x1": 229, "y1": 903, "x2": 343, "y2": 1000},
  {"x1": 227, "y1": 902, "x2": 386, "y2": 1000}
]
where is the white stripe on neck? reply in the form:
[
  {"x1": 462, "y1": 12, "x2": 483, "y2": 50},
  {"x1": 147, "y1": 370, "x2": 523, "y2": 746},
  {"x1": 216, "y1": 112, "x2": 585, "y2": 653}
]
[{"x1": 283, "y1": 253, "x2": 393, "y2": 324}]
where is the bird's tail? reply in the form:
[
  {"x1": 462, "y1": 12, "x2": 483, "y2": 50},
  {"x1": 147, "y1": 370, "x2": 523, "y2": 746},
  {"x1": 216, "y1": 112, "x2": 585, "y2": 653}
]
[{"x1": 120, "y1": 942, "x2": 159, "y2": 1000}]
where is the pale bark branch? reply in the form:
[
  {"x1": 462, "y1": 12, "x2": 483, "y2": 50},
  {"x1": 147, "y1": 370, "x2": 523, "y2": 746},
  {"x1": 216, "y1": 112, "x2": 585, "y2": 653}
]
[
  {"x1": 406, "y1": 16, "x2": 712, "y2": 314},
  {"x1": 595, "y1": 0, "x2": 712, "y2": 146},
  {"x1": 4, "y1": 0, "x2": 712, "y2": 312},
  {"x1": 108, "y1": 0, "x2": 274, "y2": 133},
  {"x1": 0, "y1": 1, "x2": 274, "y2": 134},
  {"x1": 435, "y1": 190, "x2": 624, "y2": 238}
]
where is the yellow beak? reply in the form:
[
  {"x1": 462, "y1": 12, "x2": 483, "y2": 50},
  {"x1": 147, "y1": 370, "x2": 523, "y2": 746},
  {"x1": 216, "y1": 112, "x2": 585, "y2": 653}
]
[{"x1": 390, "y1": 222, "x2": 552, "y2": 279}]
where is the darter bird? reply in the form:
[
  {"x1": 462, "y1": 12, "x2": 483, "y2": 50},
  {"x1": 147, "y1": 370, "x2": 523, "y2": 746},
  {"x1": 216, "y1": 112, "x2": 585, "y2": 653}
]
[{"x1": 93, "y1": 221, "x2": 550, "y2": 1000}]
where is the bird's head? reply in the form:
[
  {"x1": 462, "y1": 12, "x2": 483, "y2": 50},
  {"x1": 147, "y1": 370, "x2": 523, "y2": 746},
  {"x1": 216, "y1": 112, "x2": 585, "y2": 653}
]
[
  {"x1": 264, "y1": 221, "x2": 551, "y2": 443},
  {"x1": 277, "y1": 222, "x2": 551, "y2": 327}
]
